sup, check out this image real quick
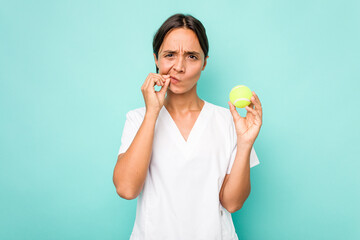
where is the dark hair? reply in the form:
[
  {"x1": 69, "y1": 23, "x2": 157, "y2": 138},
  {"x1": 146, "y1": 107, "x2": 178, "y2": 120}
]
[{"x1": 152, "y1": 13, "x2": 209, "y2": 73}]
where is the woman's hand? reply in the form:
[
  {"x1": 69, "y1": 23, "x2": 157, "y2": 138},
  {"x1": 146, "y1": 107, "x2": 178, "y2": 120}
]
[
  {"x1": 141, "y1": 73, "x2": 171, "y2": 116},
  {"x1": 228, "y1": 91, "x2": 263, "y2": 146}
]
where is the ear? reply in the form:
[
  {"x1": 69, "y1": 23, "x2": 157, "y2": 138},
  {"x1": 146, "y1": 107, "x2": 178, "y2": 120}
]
[
  {"x1": 153, "y1": 53, "x2": 159, "y2": 68},
  {"x1": 202, "y1": 56, "x2": 209, "y2": 71}
]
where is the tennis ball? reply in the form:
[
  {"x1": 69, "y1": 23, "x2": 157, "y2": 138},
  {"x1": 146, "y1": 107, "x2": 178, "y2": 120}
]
[{"x1": 229, "y1": 85, "x2": 253, "y2": 108}]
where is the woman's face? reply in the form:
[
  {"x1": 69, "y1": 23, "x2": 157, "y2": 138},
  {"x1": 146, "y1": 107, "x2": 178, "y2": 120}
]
[{"x1": 154, "y1": 28, "x2": 208, "y2": 94}]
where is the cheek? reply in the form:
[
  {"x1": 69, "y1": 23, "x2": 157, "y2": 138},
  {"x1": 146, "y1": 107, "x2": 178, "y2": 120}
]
[
  {"x1": 187, "y1": 63, "x2": 203, "y2": 77},
  {"x1": 158, "y1": 60, "x2": 173, "y2": 72}
]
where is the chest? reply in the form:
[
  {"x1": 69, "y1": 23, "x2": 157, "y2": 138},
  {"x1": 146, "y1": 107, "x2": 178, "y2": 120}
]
[
  {"x1": 151, "y1": 113, "x2": 232, "y2": 179},
  {"x1": 169, "y1": 111, "x2": 200, "y2": 142}
]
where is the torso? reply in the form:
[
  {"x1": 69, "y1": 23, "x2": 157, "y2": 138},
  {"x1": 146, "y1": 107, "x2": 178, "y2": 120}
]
[
  {"x1": 128, "y1": 101, "x2": 240, "y2": 239},
  {"x1": 165, "y1": 100, "x2": 205, "y2": 142},
  {"x1": 170, "y1": 113, "x2": 200, "y2": 142}
]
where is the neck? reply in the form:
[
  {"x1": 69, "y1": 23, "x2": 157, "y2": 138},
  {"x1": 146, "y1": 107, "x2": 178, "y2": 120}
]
[{"x1": 164, "y1": 84, "x2": 204, "y2": 114}]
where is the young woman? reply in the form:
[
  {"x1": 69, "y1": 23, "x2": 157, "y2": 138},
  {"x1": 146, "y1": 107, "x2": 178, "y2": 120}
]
[{"x1": 113, "y1": 13, "x2": 263, "y2": 240}]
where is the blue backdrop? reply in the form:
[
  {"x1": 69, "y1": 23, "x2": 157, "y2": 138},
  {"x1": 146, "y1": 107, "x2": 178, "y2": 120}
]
[{"x1": 1, "y1": 0, "x2": 359, "y2": 239}]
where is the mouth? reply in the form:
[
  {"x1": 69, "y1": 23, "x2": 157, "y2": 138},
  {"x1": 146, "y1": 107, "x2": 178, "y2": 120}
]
[
  {"x1": 170, "y1": 76, "x2": 180, "y2": 81},
  {"x1": 170, "y1": 76, "x2": 180, "y2": 84}
]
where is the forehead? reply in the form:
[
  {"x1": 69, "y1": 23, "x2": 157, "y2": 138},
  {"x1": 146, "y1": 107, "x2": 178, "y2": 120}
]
[{"x1": 159, "y1": 28, "x2": 203, "y2": 54}]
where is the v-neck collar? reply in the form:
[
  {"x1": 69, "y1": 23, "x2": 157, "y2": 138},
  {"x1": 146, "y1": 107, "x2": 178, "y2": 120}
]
[{"x1": 162, "y1": 100, "x2": 208, "y2": 145}]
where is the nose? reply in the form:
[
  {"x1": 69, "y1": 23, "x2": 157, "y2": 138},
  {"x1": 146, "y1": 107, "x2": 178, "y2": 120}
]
[{"x1": 172, "y1": 56, "x2": 185, "y2": 73}]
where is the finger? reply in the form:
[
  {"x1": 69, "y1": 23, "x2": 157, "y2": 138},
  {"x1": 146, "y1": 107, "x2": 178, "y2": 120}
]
[
  {"x1": 142, "y1": 73, "x2": 153, "y2": 91},
  {"x1": 248, "y1": 101, "x2": 255, "y2": 109},
  {"x1": 160, "y1": 74, "x2": 170, "y2": 86},
  {"x1": 253, "y1": 91, "x2": 260, "y2": 102},
  {"x1": 160, "y1": 77, "x2": 165, "y2": 86},
  {"x1": 252, "y1": 91, "x2": 262, "y2": 107},
  {"x1": 144, "y1": 75, "x2": 154, "y2": 90},
  {"x1": 152, "y1": 75, "x2": 164, "y2": 88},
  {"x1": 154, "y1": 75, "x2": 166, "y2": 87},
  {"x1": 252, "y1": 91, "x2": 262, "y2": 117},
  {"x1": 250, "y1": 93, "x2": 259, "y2": 112},
  {"x1": 155, "y1": 76, "x2": 163, "y2": 86},
  {"x1": 159, "y1": 77, "x2": 171, "y2": 94},
  {"x1": 145, "y1": 74, "x2": 162, "y2": 92},
  {"x1": 245, "y1": 105, "x2": 261, "y2": 122},
  {"x1": 228, "y1": 101, "x2": 241, "y2": 122}
]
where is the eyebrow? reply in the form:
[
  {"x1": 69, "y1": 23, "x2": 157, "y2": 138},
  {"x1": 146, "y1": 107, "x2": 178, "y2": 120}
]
[{"x1": 163, "y1": 50, "x2": 201, "y2": 55}]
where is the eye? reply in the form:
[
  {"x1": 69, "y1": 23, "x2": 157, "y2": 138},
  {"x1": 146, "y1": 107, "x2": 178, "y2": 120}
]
[
  {"x1": 165, "y1": 54, "x2": 173, "y2": 57},
  {"x1": 189, "y1": 55, "x2": 198, "y2": 60}
]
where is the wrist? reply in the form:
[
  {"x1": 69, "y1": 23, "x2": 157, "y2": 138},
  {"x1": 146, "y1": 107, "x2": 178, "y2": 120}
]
[
  {"x1": 145, "y1": 110, "x2": 159, "y2": 120},
  {"x1": 236, "y1": 141, "x2": 253, "y2": 150}
]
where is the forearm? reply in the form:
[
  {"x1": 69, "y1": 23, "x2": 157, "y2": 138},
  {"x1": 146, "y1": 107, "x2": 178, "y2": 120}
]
[
  {"x1": 222, "y1": 144, "x2": 252, "y2": 212},
  {"x1": 113, "y1": 112, "x2": 158, "y2": 199}
]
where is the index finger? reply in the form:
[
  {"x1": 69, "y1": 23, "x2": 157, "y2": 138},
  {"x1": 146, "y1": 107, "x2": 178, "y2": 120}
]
[{"x1": 252, "y1": 91, "x2": 261, "y2": 107}]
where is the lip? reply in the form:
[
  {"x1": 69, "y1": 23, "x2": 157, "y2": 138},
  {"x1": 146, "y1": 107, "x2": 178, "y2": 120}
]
[
  {"x1": 170, "y1": 76, "x2": 180, "y2": 84},
  {"x1": 170, "y1": 76, "x2": 180, "y2": 81}
]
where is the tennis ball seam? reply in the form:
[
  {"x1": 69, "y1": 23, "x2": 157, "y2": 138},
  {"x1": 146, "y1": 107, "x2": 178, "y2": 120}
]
[{"x1": 234, "y1": 98, "x2": 251, "y2": 104}]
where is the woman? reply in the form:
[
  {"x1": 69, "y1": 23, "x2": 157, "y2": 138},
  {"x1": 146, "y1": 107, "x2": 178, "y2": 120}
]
[{"x1": 113, "y1": 13, "x2": 263, "y2": 240}]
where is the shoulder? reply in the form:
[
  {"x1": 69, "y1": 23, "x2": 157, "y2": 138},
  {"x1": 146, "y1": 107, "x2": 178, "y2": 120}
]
[
  {"x1": 126, "y1": 106, "x2": 146, "y2": 116},
  {"x1": 125, "y1": 106, "x2": 146, "y2": 123}
]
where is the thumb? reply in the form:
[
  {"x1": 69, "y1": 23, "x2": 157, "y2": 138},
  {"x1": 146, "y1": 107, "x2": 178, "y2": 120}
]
[
  {"x1": 228, "y1": 101, "x2": 241, "y2": 122},
  {"x1": 159, "y1": 77, "x2": 171, "y2": 94}
]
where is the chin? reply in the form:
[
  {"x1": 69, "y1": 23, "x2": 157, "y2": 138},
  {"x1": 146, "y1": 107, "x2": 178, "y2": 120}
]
[
  {"x1": 168, "y1": 86, "x2": 180, "y2": 93},
  {"x1": 167, "y1": 85, "x2": 183, "y2": 94},
  {"x1": 169, "y1": 84, "x2": 196, "y2": 95}
]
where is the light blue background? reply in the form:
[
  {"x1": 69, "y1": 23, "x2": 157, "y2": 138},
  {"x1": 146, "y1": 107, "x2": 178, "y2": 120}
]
[{"x1": 1, "y1": 0, "x2": 359, "y2": 239}]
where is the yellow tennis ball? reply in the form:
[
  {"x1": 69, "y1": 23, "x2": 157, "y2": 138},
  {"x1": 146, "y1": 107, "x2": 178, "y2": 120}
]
[{"x1": 229, "y1": 85, "x2": 253, "y2": 108}]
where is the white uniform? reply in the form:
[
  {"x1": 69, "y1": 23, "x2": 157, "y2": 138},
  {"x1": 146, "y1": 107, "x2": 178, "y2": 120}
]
[{"x1": 118, "y1": 100, "x2": 260, "y2": 240}]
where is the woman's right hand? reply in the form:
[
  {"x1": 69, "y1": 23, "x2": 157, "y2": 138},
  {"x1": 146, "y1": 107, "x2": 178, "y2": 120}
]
[{"x1": 141, "y1": 73, "x2": 171, "y2": 116}]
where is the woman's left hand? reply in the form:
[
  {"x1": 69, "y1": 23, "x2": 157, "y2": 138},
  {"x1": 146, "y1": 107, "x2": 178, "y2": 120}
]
[{"x1": 228, "y1": 91, "x2": 263, "y2": 146}]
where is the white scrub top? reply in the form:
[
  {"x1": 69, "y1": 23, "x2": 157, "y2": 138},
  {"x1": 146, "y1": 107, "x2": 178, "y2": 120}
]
[{"x1": 118, "y1": 100, "x2": 260, "y2": 240}]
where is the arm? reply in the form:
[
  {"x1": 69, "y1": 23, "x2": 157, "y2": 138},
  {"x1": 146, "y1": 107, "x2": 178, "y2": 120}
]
[
  {"x1": 219, "y1": 144, "x2": 252, "y2": 213},
  {"x1": 222, "y1": 91, "x2": 262, "y2": 212},
  {"x1": 112, "y1": 111, "x2": 158, "y2": 200},
  {"x1": 113, "y1": 73, "x2": 171, "y2": 200}
]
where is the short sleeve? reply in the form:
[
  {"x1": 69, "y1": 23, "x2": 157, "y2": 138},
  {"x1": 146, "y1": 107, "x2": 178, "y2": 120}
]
[
  {"x1": 226, "y1": 118, "x2": 260, "y2": 174},
  {"x1": 118, "y1": 110, "x2": 142, "y2": 155}
]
